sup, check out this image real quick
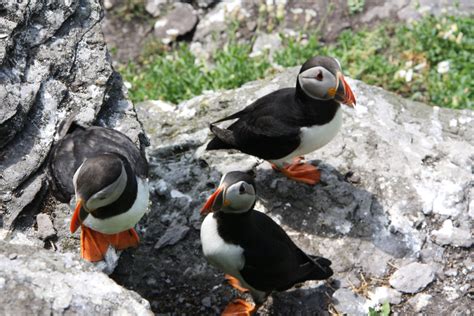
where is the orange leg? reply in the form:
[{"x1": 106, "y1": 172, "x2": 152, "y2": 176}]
[
  {"x1": 221, "y1": 298, "x2": 256, "y2": 316},
  {"x1": 225, "y1": 274, "x2": 249, "y2": 293},
  {"x1": 80, "y1": 226, "x2": 140, "y2": 262},
  {"x1": 271, "y1": 157, "x2": 321, "y2": 185}
]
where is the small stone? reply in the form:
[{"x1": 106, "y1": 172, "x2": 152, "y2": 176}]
[
  {"x1": 408, "y1": 293, "x2": 432, "y2": 312},
  {"x1": 389, "y1": 262, "x2": 435, "y2": 294},
  {"x1": 332, "y1": 288, "x2": 367, "y2": 316},
  {"x1": 432, "y1": 220, "x2": 473, "y2": 247},
  {"x1": 154, "y1": 223, "x2": 190, "y2": 249},
  {"x1": 368, "y1": 286, "x2": 402, "y2": 305},
  {"x1": 9, "y1": 253, "x2": 17, "y2": 260},
  {"x1": 201, "y1": 296, "x2": 211, "y2": 307},
  {"x1": 36, "y1": 214, "x2": 56, "y2": 240}
]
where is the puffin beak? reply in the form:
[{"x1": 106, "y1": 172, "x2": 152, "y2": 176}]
[
  {"x1": 70, "y1": 198, "x2": 84, "y2": 233},
  {"x1": 335, "y1": 72, "x2": 356, "y2": 107},
  {"x1": 201, "y1": 187, "x2": 224, "y2": 215}
]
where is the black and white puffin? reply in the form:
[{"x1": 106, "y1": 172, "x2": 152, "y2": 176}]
[
  {"x1": 200, "y1": 171, "x2": 333, "y2": 314},
  {"x1": 49, "y1": 124, "x2": 149, "y2": 262},
  {"x1": 206, "y1": 56, "x2": 356, "y2": 185}
]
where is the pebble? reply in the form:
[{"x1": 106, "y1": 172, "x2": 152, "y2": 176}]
[
  {"x1": 408, "y1": 293, "x2": 432, "y2": 312},
  {"x1": 36, "y1": 214, "x2": 56, "y2": 240},
  {"x1": 154, "y1": 223, "x2": 190, "y2": 249},
  {"x1": 389, "y1": 262, "x2": 435, "y2": 293},
  {"x1": 201, "y1": 296, "x2": 211, "y2": 307},
  {"x1": 332, "y1": 288, "x2": 367, "y2": 316}
]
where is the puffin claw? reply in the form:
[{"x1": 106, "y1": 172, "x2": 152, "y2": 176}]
[
  {"x1": 225, "y1": 274, "x2": 249, "y2": 293},
  {"x1": 272, "y1": 157, "x2": 321, "y2": 185},
  {"x1": 221, "y1": 298, "x2": 256, "y2": 316}
]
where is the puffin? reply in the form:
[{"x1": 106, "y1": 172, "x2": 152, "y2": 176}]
[
  {"x1": 200, "y1": 171, "x2": 333, "y2": 314},
  {"x1": 49, "y1": 123, "x2": 149, "y2": 262},
  {"x1": 206, "y1": 56, "x2": 356, "y2": 185}
]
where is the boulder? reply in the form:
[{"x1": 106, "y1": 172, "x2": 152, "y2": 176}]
[
  {"x1": 120, "y1": 66, "x2": 473, "y2": 313},
  {"x1": 0, "y1": 241, "x2": 152, "y2": 315}
]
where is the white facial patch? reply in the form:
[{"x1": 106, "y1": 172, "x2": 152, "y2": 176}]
[
  {"x1": 86, "y1": 164, "x2": 128, "y2": 210},
  {"x1": 298, "y1": 66, "x2": 337, "y2": 100},
  {"x1": 222, "y1": 181, "x2": 256, "y2": 213}
]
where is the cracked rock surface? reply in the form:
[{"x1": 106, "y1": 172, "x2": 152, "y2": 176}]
[{"x1": 113, "y1": 68, "x2": 473, "y2": 314}]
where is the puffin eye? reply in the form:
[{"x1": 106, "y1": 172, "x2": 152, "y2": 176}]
[
  {"x1": 239, "y1": 183, "x2": 246, "y2": 194},
  {"x1": 315, "y1": 70, "x2": 323, "y2": 81}
]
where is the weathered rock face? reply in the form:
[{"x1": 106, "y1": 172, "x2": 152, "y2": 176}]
[
  {"x1": 0, "y1": 1, "x2": 150, "y2": 312},
  {"x1": 115, "y1": 67, "x2": 473, "y2": 314},
  {"x1": 0, "y1": 0, "x2": 147, "y2": 236},
  {"x1": 0, "y1": 241, "x2": 152, "y2": 315}
]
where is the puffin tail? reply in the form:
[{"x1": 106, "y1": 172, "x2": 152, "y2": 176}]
[
  {"x1": 308, "y1": 255, "x2": 333, "y2": 280},
  {"x1": 206, "y1": 124, "x2": 236, "y2": 150},
  {"x1": 80, "y1": 226, "x2": 140, "y2": 262}
]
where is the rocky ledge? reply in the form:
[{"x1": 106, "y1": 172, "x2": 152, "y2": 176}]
[
  {"x1": 121, "y1": 68, "x2": 473, "y2": 314},
  {"x1": 1, "y1": 0, "x2": 473, "y2": 315}
]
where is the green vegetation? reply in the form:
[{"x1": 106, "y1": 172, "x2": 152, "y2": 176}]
[
  {"x1": 120, "y1": 14, "x2": 473, "y2": 109},
  {"x1": 368, "y1": 302, "x2": 391, "y2": 316},
  {"x1": 347, "y1": 0, "x2": 366, "y2": 15}
]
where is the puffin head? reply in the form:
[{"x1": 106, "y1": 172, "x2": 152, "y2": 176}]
[
  {"x1": 70, "y1": 153, "x2": 129, "y2": 232},
  {"x1": 297, "y1": 56, "x2": 356, "y2": 107},
  {"x1": 201, "y1": 171, "x2": 256, "y2": 215}
]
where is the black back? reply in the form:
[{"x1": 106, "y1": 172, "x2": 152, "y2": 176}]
[
  {"x1": 215, "y1": 210, "x2": 333, "y2": 292},
  {"x1": 49, "y1": 126, "x2": 147, "y2": 203},
  {"x1": 206, "y1": 85, "x2": 340, "y2": 160}
]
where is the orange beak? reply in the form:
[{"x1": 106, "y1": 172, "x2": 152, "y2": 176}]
[
  {"x1": 200, "y1": 187, "x2": 223, "y2": 215},
  {"x1": 336, "y1": 73, "x2": 356, "y2": 107},
  {"x1": 70, "y1": 199, "x2": 84, "y2": 233}
]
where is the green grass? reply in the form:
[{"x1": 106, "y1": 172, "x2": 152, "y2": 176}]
[{"x1": 120, "y1": 14, "x2": 473, "y2": 109}]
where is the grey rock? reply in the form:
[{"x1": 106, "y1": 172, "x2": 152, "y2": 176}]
[
  {"x1": 407, "y1": 293, "x2": 432, "y2": 312},
  {"x1": 0, "y1": 241, "x2": 152, "y2": 315},
  {"x1": 154, "y1": 3, "x2": 198, "y2": 43},
  {"x1": 201, "y1": 296, "x2": 212, "y2": 307},
  {"x1": 154, "y1": 223, "x2": 190, "y2": 249},
  {"x1": 145, "y1": 0, "x2": 168, "y2": 17},
  {"x1": 36, "y1": 214, "x2": 56, "y2": 240},
  {"x1": 432, "y1": 219, "x2": 473, "y2": 248},
  {"x1": 332, "y1": 288, "x2": 367, "y2": 316},
  {"x1": 251, "y1": 33, "x2": 282, "y2": 62},
  {"x1": 389, "y1": 262, "x2": 435, "y2": 293},
  {"x1": 0, "y1": 0, "x2": 147, "y2": 233}
]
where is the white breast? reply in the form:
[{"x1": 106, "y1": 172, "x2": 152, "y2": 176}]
[
  {"x1": 200, "y1": 214, "x2": 268, "y2": 303},
  {"x1": 82, "y1": 177, "x2": 149, "y2": 234},
  {"x1": 200, "y1": 214, "x2": 245, "y2": 275},
  {"x1": 272, "y1": 107, "x2": 342, "y2": 165}
]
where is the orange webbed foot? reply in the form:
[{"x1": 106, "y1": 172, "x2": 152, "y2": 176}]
[
  {"x1": 80, "y1": 227, "x2": 140, "y2": 262},
  {"x1": 225, "y1": 274, "x2": 249, "y2": 293},
  {"x1": 272, "y1": 157, "x2": 321, "y2": 185},
  {"x1": 221, "y1": 298, "x2": 256, "y2": 316}
]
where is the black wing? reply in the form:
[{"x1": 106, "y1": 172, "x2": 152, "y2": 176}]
[
  {"x1": 49, "y1": 126, "x2": 148, "y2": 202},
  {"x1": 206, "y1": 89, "x2": 303, "y2": 160},
  {"x1": 240, "y1": 210, "x2": 333, "y2": 292}
]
